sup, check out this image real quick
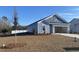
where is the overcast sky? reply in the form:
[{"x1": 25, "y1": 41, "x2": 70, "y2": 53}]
[{"x1": 0, "y1": 6, "x2": 79, "y2": 26}]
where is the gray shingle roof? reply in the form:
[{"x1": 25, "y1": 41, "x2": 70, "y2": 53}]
[{"x1": 28, "y1": 14, "x2": 68, "y2": 26}]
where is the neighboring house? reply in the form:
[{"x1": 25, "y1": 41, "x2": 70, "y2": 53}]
[
  {"x1": 27, "y1": 14, "x2": 70, "y2": 34},
  {"x1": 70, "y1": 18, "x2": 79, "y2": 33}
]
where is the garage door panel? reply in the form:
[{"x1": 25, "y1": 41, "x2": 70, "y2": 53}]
[{"x1": 55, "y1": 27, "x2": 67, "y2": 33}]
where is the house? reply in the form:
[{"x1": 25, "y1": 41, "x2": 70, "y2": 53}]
[
  {"x1": 27, "y1": 14, "x2": 70, "y2": 34},
  {"x1": 70, "y1": 18, "x2": 79, "y2": 33}
]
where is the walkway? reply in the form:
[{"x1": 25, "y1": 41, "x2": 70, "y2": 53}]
[{"x1": 55, "y1": 33, "x2": 79, "y2": 38}]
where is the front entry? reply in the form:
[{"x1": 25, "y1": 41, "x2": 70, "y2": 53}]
[
  {"x1": 50, "y1": 24, "x2": 53, "y2": 34},
  {"x1": 55, "y1": 27, "x2": 68, "y2": 33}
]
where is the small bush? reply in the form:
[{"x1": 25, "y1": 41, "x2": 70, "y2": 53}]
[{"x1": 1, "y1": 29, "x2": 8, "y2": 34}]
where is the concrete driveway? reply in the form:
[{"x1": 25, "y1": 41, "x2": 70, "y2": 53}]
[{"x1": 55, "y1": 33, "x2": 79, "y2": 39}]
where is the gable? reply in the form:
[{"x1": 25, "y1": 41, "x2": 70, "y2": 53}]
[
  {"x1": 70, "y1": 18, "x2": 79, "y2": 24},
  {"x1": 50, "y1": 15, "x2": 62, "y2": 23},
  {"x1": 42, "y1": 14, "x2": 68, "y2": 24}
]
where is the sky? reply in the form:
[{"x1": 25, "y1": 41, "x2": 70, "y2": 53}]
[{"x1": 0, "y1": 6, "x2": 79, "y2": 26}]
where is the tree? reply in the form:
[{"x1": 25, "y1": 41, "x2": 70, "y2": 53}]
[
  {"x1": 0, "y1": 16, "x2": 11, "y2": 34},
  {"x1": 13, "y1": 7, "x2": 18, "y2": 30}
]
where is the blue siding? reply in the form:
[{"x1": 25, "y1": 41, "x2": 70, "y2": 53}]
[{"x1": 27, "y1": 23, "x2": 37, "y2": 34}]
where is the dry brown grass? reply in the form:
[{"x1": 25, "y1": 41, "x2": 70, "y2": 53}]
[{"x1": 0, "y1": 34, "x2": 79, "y2": 52}]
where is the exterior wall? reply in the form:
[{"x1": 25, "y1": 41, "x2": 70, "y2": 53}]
[
  {"x1": 70, "y1": 19, "x2": 79, "y2": 33},
  {"x1": 27, "y1": 22, "x2": 70, "y2": 34},
  {"x1": 27, "y1": 23, "x2": 37, "y2": 34},
  {"x1": 37, "y1": 22, "x2": 70, "y2": 34},
  {"x1": 37, "y1": 21, "x2": 50, "y2": 34}
]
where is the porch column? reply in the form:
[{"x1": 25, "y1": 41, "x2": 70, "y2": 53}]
[
  {"x1": 53, "y1": 26, "x2": 55, "y2": 33},
  {"x1": 67, "y1": 26, "x2": 70, "y2": 33}
]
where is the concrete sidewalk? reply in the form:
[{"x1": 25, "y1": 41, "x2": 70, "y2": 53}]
[{"x1": 55, "y1": 33, "x2": 79, "y2": 38}]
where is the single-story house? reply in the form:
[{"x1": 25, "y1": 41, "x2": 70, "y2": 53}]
[
  {"x1": 70, "y1": 18, "x2": 79, "y2": 33},
  {"x1": 27, "y1": 14, "x2": 70, "y2": 34}
]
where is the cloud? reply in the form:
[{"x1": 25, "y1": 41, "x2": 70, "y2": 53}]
[
  {"x1": 58, "y1": 12, "x2": 79, "y2": 21},
  {"x1": 59, "y1": 10, "x2": 79, "y2": 16},
  {"x1": 60, "y1": 7, "x2": 79, "y2": 15},
  {"x1": 54, "y1": 7, "x2": 79, "y2": 22},
  {"x1": 60, "y1": 13, "x2": 74, "y2": 15},
  {"x1": 60, "y1": 12, "x2": 79, "y2": 18}
]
